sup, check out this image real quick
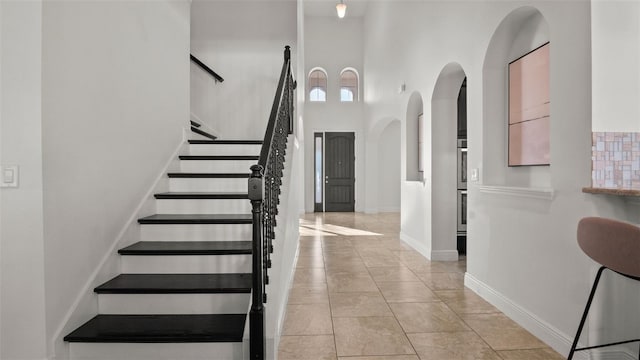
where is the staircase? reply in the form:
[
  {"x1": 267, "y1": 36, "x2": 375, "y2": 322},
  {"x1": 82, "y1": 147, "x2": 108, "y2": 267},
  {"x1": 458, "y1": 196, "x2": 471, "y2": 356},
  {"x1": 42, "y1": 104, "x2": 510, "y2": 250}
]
[
  {"x1": 64, "y1": 126, "x2": 263, "y2": 359},
  {"x1": 65, "y1": 45, "x2": 295, "y2": 360}
]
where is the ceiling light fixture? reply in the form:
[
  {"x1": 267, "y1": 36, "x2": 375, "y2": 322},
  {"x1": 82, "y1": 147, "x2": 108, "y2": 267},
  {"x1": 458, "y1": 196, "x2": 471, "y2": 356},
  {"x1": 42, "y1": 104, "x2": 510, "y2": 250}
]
[{"x1": 336, "y1": 0, "x2": 347, "y2": 18}]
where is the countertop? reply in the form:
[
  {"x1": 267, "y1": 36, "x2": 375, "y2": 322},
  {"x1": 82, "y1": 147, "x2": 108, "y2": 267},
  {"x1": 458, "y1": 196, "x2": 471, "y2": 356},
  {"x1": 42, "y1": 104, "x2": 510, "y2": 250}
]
[{"x1": 582, "y1": 187, "x2": 640, "y2": 197}]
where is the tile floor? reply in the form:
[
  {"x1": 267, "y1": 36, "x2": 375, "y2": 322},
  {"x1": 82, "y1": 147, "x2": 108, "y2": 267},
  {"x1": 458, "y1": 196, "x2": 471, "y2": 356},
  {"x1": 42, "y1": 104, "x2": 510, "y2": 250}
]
[{"x1": 278, "y1": 212, "x2": 564, "y2": 360}]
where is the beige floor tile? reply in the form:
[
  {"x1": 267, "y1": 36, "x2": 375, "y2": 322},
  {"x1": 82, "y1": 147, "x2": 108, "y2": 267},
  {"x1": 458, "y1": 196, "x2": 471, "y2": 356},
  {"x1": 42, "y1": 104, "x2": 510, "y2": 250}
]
[
  {"x1": 396, "y1": 258, "x2": 433, "y2": 271},
  {"x1": 379, "y1": 240, "x2": 414, "y2": 251},
  {"x1": 322, "y1": 237, "x2": 354, "y2": 248},
  {"x1": 299, "y1": 237, "x2": 323, "y2": 247},
  {"x1": 461, "y1": 313, "x2": 547, "y2": 350},
  {"x1": 324, "y1": 247, "x2": 360, "y2": 256},
  {"x1": 361, "y1": 255, "x2": 405, "y2": 267},
  {"x1": 296, "y1": 255, "x2": 325, "y2": 268},
  {"x1": 377, "y1": 281, "x2": 439, "y2": 303},
  {"x1": 368, "y1": 266, "x2": 420, "y2": 282},
  {"x1": 289, "y1": 213, "x2": 554, "y2": 360},
  {"x1": 324, "y1": 251, "x2": 363, "y2": 262},
  {"x1": 496, "y1": 348, "x2": 565, "y2": 360},
  {"x1": 292, "y1": 267, "x2": 326, "y2": 286},
  {"x1": 408, "y1": 332, "x2": 502, "y2": 360},
  {"x1": 417, "y1": 272, "x2": 465, "y2": 290},
  {"x1": 333, "y1": 317, "x2": 415, "y2": 357},
  {"x1": 279, "y1": 335, "x2": 337, "y2": 360},
  {"x1": 282, "y1": 303, "x2": 333, "y2": 335},
  {"x1": 299, "y1": 245, "x2": 324, "y2": 257},
  {"x1": 329, "y1": 292, "x2": 392, "y2": 317},
  {"x1": 357, "y1": 247, "x2": 396, "y2": 257},
  {"x1": 390, "y1": 302, "x2": 470, "y2": 333},
  {"x1": 325, "y1": 257, "x2": 369, "y2": 274},
  {"x1": 288, "y1": 284, "x2": 329, "y2": 304},
  {"x1": 434, "y1": 289, "x2": 499, "y2": 315},
  {"x1": 338, "y1": 356, "x2": 419, "y2": 360},
  {"x1": 328, "y1": 272, "x2": 379, "y2": 292}
]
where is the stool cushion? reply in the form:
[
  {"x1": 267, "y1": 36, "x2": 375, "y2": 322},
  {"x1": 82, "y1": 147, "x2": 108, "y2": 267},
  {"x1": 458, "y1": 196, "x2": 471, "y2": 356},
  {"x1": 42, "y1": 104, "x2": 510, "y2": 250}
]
[{"x1": 578, "y1": 217, "x2": 640, "y2": 278}]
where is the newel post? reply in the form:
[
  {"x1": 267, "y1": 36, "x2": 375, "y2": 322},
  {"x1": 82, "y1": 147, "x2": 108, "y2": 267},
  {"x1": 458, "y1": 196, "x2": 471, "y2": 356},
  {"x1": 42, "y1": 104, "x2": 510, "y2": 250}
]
[{"x1": 249, "y1": 164, "x2": 265, "y2": 360}]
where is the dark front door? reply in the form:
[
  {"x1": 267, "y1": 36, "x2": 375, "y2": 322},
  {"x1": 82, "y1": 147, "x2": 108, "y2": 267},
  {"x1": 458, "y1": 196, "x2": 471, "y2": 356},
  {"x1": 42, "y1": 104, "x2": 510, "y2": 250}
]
[{"x1": 325, "y1": 132, "x2": 355, "y2": 212}]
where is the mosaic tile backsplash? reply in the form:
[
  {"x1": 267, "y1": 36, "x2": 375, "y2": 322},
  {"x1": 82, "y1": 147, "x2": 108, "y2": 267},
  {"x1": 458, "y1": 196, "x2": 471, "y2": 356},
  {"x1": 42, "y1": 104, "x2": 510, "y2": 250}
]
[{"x1": 592, "y1": 132, "x2": 640, "y2": 189}]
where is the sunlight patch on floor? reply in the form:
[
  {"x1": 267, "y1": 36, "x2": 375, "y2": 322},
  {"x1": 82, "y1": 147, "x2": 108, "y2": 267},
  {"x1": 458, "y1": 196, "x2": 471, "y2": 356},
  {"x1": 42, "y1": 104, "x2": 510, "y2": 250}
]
[{"x1": 299, "y1": 219, "x2": 383, "y2": 236}]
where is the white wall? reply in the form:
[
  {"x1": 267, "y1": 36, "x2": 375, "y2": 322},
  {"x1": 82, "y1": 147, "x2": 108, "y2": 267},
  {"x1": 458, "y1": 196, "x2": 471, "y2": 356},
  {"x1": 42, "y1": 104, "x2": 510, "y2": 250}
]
[
  {"x1": 41, "y1": 1, "x2": 191, "y2": 357},
  {"x1": 191, "y1": 0, "x2": 297, "y2": 140},
  {"x1": 361, "y1": 1, "x2": 639, "y2": 357},
  {"x1": 0, "y1": 1, "x2": 48, "y2": 359},
  {"x1": 377, "y1": 121, "x2": 401, "y2": 212},
  {"x1": 592, "y1": 0, "x2": 640, "y2": 133},
  {"x1": 303, "y1": 16, "x2": 365, "y2": 212}
]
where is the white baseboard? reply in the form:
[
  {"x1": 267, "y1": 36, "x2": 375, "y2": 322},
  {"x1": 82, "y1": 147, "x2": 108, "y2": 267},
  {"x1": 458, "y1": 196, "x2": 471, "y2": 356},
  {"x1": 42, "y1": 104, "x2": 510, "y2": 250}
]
[
  {"x1": 400, "y1": 231, "x2": 431, "y2": 260},
  {"x1": 594, "y1": 349, "x2": 637, "y2": 360},
  {"x1": 431, "y1": 250, "x2": 459, "y2": 261},
  {"x1": 464, "y1": 273, "x2": 594, "y2": 360}
]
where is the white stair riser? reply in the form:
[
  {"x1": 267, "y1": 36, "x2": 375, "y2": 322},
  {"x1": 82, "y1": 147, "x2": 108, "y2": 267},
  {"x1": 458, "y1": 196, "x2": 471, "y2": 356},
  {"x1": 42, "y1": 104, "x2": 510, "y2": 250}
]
[
  {"x1": 180, "y1": 160, "x2": 256, "y2": 173},
  {"x1": 121, "y1": 255, "x2": 251, "y2": 273},
  {"x1": 69, "y1": 342, "x2": 243, "y2": 360},
  {"x1": 156, "y1": 199, "x2": 250, "y2": 214},
  {"x1": 189, "y1": 144, "x2": 261, "y2": 156},
  {"x1": 169, "y1": 178, "x2": 247, "y2": 192},
  {"x1": 98, "y1": 293, "x2": 250, "y2": 314},
  {"x1": 140, "y1": 224, "x2": 252, "y2": 242}
]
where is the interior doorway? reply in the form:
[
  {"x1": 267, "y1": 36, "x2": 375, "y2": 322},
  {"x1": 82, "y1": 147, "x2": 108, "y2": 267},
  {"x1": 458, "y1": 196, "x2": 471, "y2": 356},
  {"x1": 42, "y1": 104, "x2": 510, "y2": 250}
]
[{"x1": 314, "y1": 131, "x2": 355, "y2": 212}]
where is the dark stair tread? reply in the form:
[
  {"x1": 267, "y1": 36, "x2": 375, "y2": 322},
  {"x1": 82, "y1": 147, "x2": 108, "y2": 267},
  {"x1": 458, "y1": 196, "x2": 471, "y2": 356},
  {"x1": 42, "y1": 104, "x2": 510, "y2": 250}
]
[
  {"x1": 138, "y1": 214, "x2": 252, "y2": 224},
  {"x1": 119, "y1": 241, "x2": 252, "y2": 255},
  {"x1": 167, "y1": 172, "x2": 250, "y2": 178},
  {"x1": 191, "y1": 126, "x2": 217, "y2": 140},
  {"x1": 178, "y1": 155, "x2": 259, "y2": 161},
  {"x1": 188, "y1": 140, "x2": 263, "y2": 145},
  {"x1": 154, "y1": 192, "x2": 248, "y2": 200},
  {"x1": 190, "y1": 120, "x2": 201, "y2": 128},
  {"x1": 95, "y1": 273, "x2": 251, "y2": 294},
  {"x1": 64, "y1": 314, "x2": 246, "y2": 343}
]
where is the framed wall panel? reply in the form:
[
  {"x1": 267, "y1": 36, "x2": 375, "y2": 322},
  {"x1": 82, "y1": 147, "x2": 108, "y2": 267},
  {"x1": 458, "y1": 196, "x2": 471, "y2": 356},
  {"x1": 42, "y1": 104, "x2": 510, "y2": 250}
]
[{"x1": 508, "y1": 42, "x2": 550, "y2": 166}]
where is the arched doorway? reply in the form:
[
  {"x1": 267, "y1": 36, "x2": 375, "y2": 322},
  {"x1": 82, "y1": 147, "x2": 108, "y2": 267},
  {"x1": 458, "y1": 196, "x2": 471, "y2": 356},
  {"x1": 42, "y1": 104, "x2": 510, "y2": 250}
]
[{"x1": 430, "y1": 63, "x2": 467, "y2": 261}]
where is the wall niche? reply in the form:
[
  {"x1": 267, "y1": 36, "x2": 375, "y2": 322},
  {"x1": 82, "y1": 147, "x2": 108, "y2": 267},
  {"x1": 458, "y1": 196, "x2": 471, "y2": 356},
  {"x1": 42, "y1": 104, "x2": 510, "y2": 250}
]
[{"x1": 482, "y1": 6, "x2": 551, "y2": 189}]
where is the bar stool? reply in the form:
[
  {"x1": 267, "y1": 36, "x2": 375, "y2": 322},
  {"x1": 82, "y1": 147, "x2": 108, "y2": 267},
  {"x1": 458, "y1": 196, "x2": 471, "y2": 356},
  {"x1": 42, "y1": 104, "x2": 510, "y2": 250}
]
[{"x1": 568, "y1": 217, "x2": 640, "y2": 359}]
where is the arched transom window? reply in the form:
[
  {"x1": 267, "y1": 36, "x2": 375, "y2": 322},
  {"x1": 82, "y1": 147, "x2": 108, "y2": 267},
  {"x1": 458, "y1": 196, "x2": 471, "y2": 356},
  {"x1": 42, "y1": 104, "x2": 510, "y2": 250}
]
[
  {"x1": 340, "y1": 69, "x2": 358, "y2": 102},
  {"x1": 308, "y1": 69, "x2": 327, "y2": 102}
]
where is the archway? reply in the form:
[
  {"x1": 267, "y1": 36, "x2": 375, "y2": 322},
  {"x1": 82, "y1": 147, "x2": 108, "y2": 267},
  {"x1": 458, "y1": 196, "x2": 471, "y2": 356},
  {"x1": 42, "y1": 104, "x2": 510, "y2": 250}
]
[{"x1": 431, "y1": 62, "x2": 467, "y2": 261}]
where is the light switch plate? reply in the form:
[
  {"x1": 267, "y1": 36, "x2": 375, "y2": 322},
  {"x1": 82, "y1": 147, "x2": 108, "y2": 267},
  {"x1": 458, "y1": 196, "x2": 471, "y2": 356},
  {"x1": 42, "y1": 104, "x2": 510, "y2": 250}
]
[
  {"x1": 0, "y1": 165, "x2": 19, "y2": 188},
  {"x1": 470, "y1": 168, "x2": 479, "y2": 182}
]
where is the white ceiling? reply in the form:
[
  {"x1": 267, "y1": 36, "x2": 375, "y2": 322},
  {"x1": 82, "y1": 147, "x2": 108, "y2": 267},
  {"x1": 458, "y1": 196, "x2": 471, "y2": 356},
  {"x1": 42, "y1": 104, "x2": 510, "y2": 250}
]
[{"x1": 304, "y1": 0, "x2": 369, "y2": 18}]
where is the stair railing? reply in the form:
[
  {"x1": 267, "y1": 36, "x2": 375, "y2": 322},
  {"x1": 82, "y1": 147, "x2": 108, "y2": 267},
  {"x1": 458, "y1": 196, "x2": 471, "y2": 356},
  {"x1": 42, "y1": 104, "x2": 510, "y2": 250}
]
[
  {"x1": 190, "y1": 53, "x2": 224, "y2": 83},
  {"x1": 248, "y1": 45, "x2": 295, "y2": 360}
]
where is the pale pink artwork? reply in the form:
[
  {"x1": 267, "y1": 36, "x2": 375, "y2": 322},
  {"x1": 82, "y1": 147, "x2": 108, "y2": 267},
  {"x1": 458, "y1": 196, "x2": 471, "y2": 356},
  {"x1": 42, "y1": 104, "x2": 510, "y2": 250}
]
[
  {"x1": 509, "y1": 117, "x2": 550, "y2": 166},
  {"x1": 509, "y1": 43, "x2": 550, "y2": 166}
]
